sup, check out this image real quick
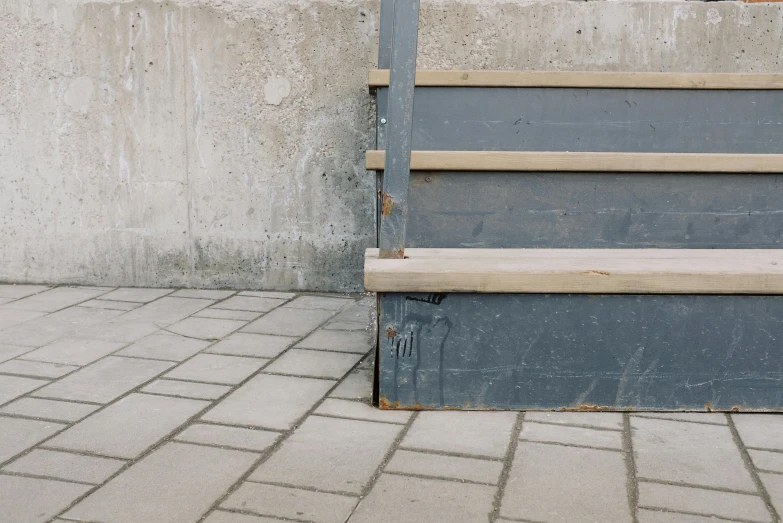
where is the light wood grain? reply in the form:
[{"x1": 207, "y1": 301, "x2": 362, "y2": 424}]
[
  {"x1": 364, "y1": 248, "x2": 783, "y2": 294},
  {"x1": 369, "y1": 70, "x2": 783, "y2": 89},
  {"x1": 366, "y1": 150, "x2": 783, "y2": 173}
]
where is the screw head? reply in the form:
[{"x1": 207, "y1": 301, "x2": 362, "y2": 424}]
[
  {"x1": 380, "y1": 118, "x2": 387, "y2": 124},
  {"x1": 425, "y1": 176, "x2": 432, "y2": 182}
]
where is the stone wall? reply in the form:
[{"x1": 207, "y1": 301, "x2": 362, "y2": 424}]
[{"x1": 1, "y1": 0, "x2": 781, "y2": 290}]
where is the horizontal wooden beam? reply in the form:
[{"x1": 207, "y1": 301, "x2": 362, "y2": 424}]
[
  {"x1": 369, "y1": 70, "x2": 783, "y2": 89},
  {"x1": 365, "y1": 248, "x2": 783, "y2": 294},
  {"x1": 366, "y1": 151, "x2": 783, "y2": 173}
]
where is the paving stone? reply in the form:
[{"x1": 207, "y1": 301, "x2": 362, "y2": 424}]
[
  {"x1": 4, "y1": 448, "x2": 126, "y2": 484},
  {"x1": 116, "y1": 333, "x2": 211, "y2": 361},
  {"x1": 402, "y1": 411, "x2": 517, "y2": 459},
  {"x1": 0, "y1": 307, "x2": 125, "y2": 347},
  {"x1": 119, "y1": 297, "x2": 214, "y2": 326},
  {"x1": 242, "y1": 307, "x2": 335, "y2": 336},
  {"x1": 631, "y1": 416, "x2": 756, "y2": 492},
  {"x1": 637, "y1": 482, "x2": 771, "y2": 522},
  {"x1": 167, "y1": 317, "x2": 247, "y2": 340},
  {"x1": 525, "y1": 411, "x2": 623, "y2": 430},
  {"x1": 141, "y1": 379, "x2": 231, "y2": 400},
  {"x1": 0, "y1": 310, "x2": 47, "y2": 332},
  {"x1": 322, "y1": 321, "x2": 368, "y2": 332},
  {"x1": 78, "y1": 299, "x2": 142, "y2": 311},
  {"x1": 76, "y1": 319, "x2": 161, "y2": 343},
  {"x1": 239, "y1": 291, "x2": 297, "y2": 299},
  {"x1": 194, "y1": 308, "x2": 263, "y2": 321},
  {"x1": 175, "y1": 423, "x2": 279, "y2": 452},
  {"x1": 733, "y1": 414, "x2": 783, "y2": 451},
  {"x1": 0, "y1": 284, "x2": 51, "y2": 299},
  {"x1": 205, "y1": 512, "x2": 290, "y2": 523},
  {"x1": 213, "y1": 296, "x2": 287, "y2": 313},
  {"x1": 501, "y1": 441, "x2": 631, "y2": 522},
  {"x1": 170, "y1": 289, "x2": 236, "y2": 299},
  {"x1": 385, "y1": 449, "x2": 503, "y2": 484},
  {"x1": 329, "y1": 368, "x2": 372, "y2": 400},
  {"x1": 250, "y1": 415, "x2": 401, "y2": 494},
  {"x1": 295, "y1": 329, "x2": 372, "y2": 354},
  {"x1": 21, "y1": 338, "x2": 127, "y2": 365},
  {"x1": 264, "y1": 349, "x2": 361, "y2": 379},
  {"x1": 0, "y1": 297, "x2": 11, "y2": 304},
  {"x1": 314, "y1": 398, "x2": 411, "y2": 424},
  {"x1": 202, "y1": 374, "x2": 334, "y2": 430},
  {"x1": 638, "y1": 509, "x2": 738, "y2": 523},
  {"x1": 206, "y1": 333, "x2": 296, "y2": 358},
  {"x1": 98, "y1": 287, "x2": 173, "y2": 303},
  {"x1": 0, "y1": 359, "x2": 78, "y2": 378},
  {"x1": 285, "y1": 295, "x2": 353, "y2": 310},
  {"x1": 0, "y1": 417, "x2": 66, "y2": 463},
  {"x1": 349, "y1": 474, "x2": 496, "y2": 523},
  {"x1": 3, "y1": 287, "x2": 110, "y2": 312},
  {"x1": 165, "y1": 354, "x2": 267, "y2": 385},
  {"x1": 0, "y1": 343, "x2": 35, "y2": 363},
  {"x1": 520, "y1": 421, "x2": 623, "y2": 450},
  {"x1": 760, "y1": 472, "x2": 783, "y2": 517},
  {"x1": 33, "y1": 356, "x2": 174, "y2": 403},
  {"x1": 65, "y1": 442, "x2": 257, "y2": 523},
  {"x1": 329, "y1": 300, "x2": 372, "y2": 323},
  {"x1": 749, "y1": 449, "x2": 783, "y2": 473},
  {"x1": 0, "y1": 475, "x2": 91, "y2": 523},
  {"x1": 0, "y1": 375, "x2": 49, "y2": 404},
  {"x1": 46, "y1": 393, "x2": 208, "y2": 459},
  {"x1": 221, "y1": 482, "x2": 357, "y2": 523},
  {"x1": 0, "y1": 397, "x2": 100, "y2": 422},
  {"x1": 635, "y1": 412, "x2": 728, "y2": 425}
]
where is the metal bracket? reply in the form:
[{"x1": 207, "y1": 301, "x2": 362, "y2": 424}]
[{"x1": 378, "y1": 0, "x2": 420, "y2": 259}]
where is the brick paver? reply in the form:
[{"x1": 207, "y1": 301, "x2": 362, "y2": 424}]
[
  {"x1": 249, "y1": 415, "x2": 402, "y2": 494},
  {"x1": 631, "y1": 416, "x2": 757, "y2": 492},
  {"x1": 46, "y1": 393, "x2": 208, "y2": 458},
  {"x1": 1, "y1": 286, "x2": 783, "y2": 523}
]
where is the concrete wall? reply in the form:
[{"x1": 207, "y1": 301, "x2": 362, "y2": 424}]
[{"x1": 1, "y1": 0, "x2": 782, "y2": 291}]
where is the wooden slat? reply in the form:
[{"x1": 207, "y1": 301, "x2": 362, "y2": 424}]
[
  {"x1": 364, "y1": 248, "x2": 783, "y2": 294},
  {"x1": 366, "y1": 151, "x2": 783, "y2": 173},
  {"x1": 369, "y1": 70, "x2": 783, "y2": 89}
]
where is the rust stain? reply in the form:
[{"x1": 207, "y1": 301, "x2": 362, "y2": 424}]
[
  {"x1": 585, "y1": 270, "x2": 611, "y2": 276},
  {"x1": 379, "y1": 396, "x2": 392, "y2": 410},
  {"x1": 705, "y1": 402, "x2": 713, "y2": 412},
  {"x1": 381, "y1": 192, "x2": 394, "y2": 216},
  {"x1": 731, "y1": 405, "x2": 742, "y2": 413},
  {"x1": 385, "y1": 326, "x2": 397, "y2": 339}
]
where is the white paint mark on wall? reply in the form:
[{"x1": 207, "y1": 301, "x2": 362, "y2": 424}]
[
  {"x1": 264, "y1": 77, "x2": 291, "y2": 105},
  {"x1": 64, "y1": 76, "x2": 94, "y2": 112},
  {"x1": 706, "y1": 9, "x2": 722, "y2": 26}
]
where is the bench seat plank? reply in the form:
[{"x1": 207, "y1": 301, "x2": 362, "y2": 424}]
[{"x1": 365, "y1": 248, "x2": 783, "y2": 294}]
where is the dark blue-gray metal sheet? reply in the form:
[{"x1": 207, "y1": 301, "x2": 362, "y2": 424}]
[
  {"x1": 373, "y1": 87, "x2": 783, "y2": 154},
  {"x1": 378, "y1": 293, "x2": 783, "y2": 411},
  {"x1": 404, "y1": 172, "x2": 783, "y2": 249}
]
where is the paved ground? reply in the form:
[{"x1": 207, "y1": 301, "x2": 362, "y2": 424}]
[{"x1": 0, "y1": 285, "x2": 782, "y2": 523}]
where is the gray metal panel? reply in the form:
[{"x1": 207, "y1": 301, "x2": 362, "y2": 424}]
[
  {"x1": 405, "y1": 172, "x2": 783, "y2": 249},
  {"x1": 372, "y1": 87, "x2": 783, "y2": 154},
  {"x1": 378, "y1": 293, "x2": 783, "y2": 411}
]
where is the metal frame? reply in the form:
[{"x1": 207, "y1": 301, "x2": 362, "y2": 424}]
[{"x1": 378, "y1": 0, "x2": 420, "y2": 259}]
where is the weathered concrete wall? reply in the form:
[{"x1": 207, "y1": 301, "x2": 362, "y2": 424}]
[{"x1": 1, "y1": 0, "x2": 782, "y2": 290}]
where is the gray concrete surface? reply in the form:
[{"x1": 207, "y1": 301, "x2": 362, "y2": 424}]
[
  {"x1": 2, "y1": 1, "x2": 783, "y2": 291},
  {"x1": 1, "y1": 284, "x2": 783, "y2": 522}
]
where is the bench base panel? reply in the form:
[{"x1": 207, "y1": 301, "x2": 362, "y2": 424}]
[{"x1": 377, "y1": 293, "x2": 783, "y2": 411}]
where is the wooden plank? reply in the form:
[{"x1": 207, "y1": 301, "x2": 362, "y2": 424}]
[
  {"x1": 369, "y1": 69, "x2": 783, "y2": 89},
  {"x1": 364, "y1": 248, "x2": 783, "y2": 294},
  {"x1": 366, "y1": 151, "x2": 783, "y2": 173}
]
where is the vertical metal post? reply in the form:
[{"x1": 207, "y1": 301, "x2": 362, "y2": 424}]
[{"x1": 379, "y1": 0, "x2": 420, "y2": 259}]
